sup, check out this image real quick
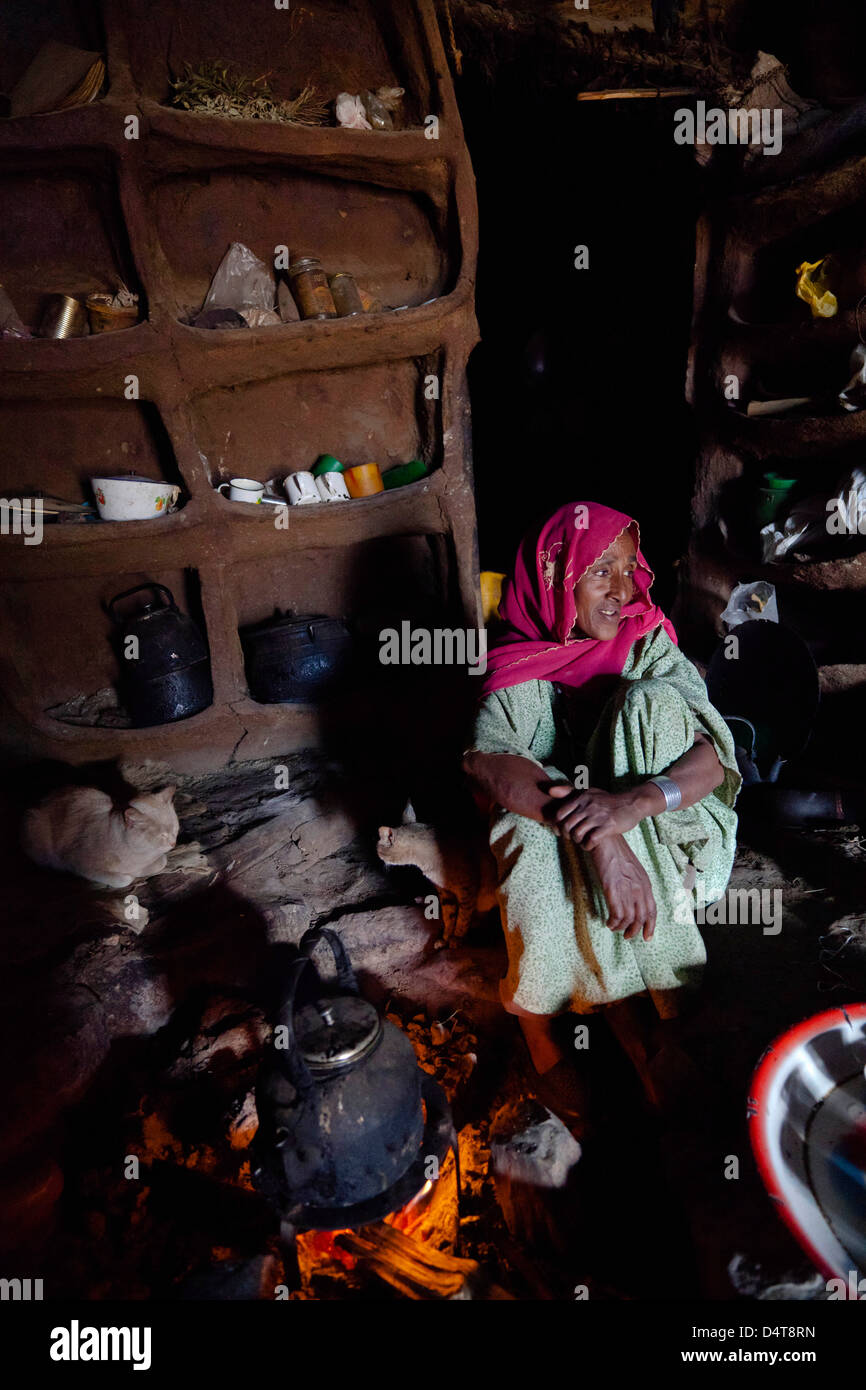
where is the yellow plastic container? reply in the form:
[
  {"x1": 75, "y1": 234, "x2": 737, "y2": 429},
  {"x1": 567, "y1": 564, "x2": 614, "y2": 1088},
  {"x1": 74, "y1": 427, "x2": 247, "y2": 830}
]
[
  {"x1": 795, "y1": 259, "x2": 838, "y2": 319},
  {"x1": 480, "y1": 571, "x2": 506, "y2": 625}
]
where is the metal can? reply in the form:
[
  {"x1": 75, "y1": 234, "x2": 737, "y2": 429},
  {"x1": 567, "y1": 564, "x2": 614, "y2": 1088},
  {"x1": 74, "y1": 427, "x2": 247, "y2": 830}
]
[
  {"x1": 328, "y1": 272, "x2": 364, "y2": 317},
  {"x1": 39, "y1": 294, "x2": 88, "y2": 338},
  {"x1": 288, "y1": 256, "x2": 337, "y2": 321}
]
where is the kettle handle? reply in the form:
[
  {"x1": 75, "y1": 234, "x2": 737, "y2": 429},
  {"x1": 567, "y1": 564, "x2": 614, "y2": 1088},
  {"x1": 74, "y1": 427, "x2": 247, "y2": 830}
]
[
  {"x1": 108, "y1": 583, "x2": 176, "y2": 623},
  {"x1": 273, "y1": 925, "x2": 359, "y2": 1093},
  {"x1": 299, "y1": 923, "x2": 358, "y2": 992}
]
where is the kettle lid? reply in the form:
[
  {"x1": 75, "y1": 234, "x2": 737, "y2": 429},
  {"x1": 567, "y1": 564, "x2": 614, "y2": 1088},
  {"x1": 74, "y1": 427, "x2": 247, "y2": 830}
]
[{"x1": 295, "y1": 997, "x2": 381, "y2": 1069}]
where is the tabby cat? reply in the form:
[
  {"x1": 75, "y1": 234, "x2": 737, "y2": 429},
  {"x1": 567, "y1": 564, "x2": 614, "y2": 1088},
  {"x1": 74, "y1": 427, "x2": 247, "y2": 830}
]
[{"x1": 377, "y1": 802, "x2": 498, "y2": 944}]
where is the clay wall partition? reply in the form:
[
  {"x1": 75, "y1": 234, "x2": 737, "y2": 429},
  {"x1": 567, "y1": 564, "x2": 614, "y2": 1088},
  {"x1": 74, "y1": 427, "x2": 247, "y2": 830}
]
[{"x1": 0, "y1": 0, "x2": 480, "y2": 772}]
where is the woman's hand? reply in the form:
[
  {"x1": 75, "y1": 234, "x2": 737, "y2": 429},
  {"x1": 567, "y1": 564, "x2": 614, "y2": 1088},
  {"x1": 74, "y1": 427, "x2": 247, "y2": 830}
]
[
  {"x1": 547, "y1": 784, "x2": 643, "y2": 848},
  {"x1": 463, "y1": 751, "x2": 567, "y2": 825},
  {"x1": 589, "y1": 834, "x2": 657, "y2": 940}
]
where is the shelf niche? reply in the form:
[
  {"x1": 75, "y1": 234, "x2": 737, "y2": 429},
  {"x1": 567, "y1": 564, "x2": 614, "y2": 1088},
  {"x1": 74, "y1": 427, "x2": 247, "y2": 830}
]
[
  {"x1": 0, "y1": 398, "x2": 185, "y2": 510},
  {"x1": 0, "y1": 151, "x2": 141, "y2": 330},
  {"x1": 232, "y1": 531, "x2": 452, "y2": 633},
  {"x1": 0, "y1": 566, "x2": 211, "y2": 728},
  {"x1": 730, "y1": 204, "x2": 866, "y2": 328},
  {"x1": 0, "y1": 0, "x2": 105, "y2": 106},
  {"x1": 193, "y1": 355, "x2": 440, "y2": 491},
  {"x1": 124, "y1": 0, "x2": 429, "y2": 124},
  {"x1": 149, "y1": 164, "x2": 448, "y2": 324}
]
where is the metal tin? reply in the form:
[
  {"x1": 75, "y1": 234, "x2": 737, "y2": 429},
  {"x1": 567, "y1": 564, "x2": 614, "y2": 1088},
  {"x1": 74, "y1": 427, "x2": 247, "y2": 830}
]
[
  {"x1": 39, "y1": 294, "x2": 88, "y2": 339},
  {"x1": 288, "y1": 256, "x2": 337, "y2": 321},
  {"x1": 328, "y1": 272, "x2": 364, "y2": 317}
]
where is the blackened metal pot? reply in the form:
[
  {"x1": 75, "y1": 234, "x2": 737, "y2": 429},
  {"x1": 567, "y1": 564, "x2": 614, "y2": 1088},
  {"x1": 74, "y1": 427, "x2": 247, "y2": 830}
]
[
  {"x1": 241, "y1": 613, "x2": 354, "y2": 703},
  {"x1": 108, "y1": 582, "x2": 213, "y2": 726}
]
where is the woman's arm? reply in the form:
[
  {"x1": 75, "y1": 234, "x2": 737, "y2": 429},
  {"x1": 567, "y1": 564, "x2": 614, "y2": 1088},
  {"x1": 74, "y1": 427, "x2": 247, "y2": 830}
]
[
  {"x1": 551, "y1": 732, "x2": 725, "y2": 847},
  {"x1": 463, "y1": 752, "x2": 660, "y2": 941},
  {"x1": 629, "y1": 731, "x2": 724, "y2": 818},
  {"x1": 462, "y1": 750, "x2": 569, "y2": 825}
]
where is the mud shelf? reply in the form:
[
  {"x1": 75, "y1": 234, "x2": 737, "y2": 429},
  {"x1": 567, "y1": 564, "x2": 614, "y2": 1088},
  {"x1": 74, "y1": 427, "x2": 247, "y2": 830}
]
[
  {"x1": 680, "y1": 130, "x2": 866, "y2": 776},
  {"x1": 0, "y1": 0, "x2": 479, "y2": 773}
]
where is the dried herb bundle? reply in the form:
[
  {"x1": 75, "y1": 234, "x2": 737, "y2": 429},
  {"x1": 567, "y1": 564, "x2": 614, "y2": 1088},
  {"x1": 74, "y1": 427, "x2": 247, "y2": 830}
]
[{"x1": 169, "y1": 62, "x2": 328, "y2": 125}]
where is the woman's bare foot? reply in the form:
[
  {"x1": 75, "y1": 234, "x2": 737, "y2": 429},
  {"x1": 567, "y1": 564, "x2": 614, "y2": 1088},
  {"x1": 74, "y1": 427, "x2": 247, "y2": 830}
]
[
  {"x1": 515, "y1": 1020, "x2": 592, "y2": 1140},
  {"x1": 533, "y1": 1058, "x2": 592, "y2": 1141},
  {"x1": 606, "y1": 1001, "x2": 702, "y2": 1115},
  {"x1": 589, "y1": 834, "x2": 657, "y2": 940}
]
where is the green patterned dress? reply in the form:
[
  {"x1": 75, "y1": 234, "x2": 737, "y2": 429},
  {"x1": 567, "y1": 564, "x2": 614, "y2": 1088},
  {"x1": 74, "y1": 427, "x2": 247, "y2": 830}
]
[{"x1": 468, "y1": 625, "x2": 741, "y2": 1018}]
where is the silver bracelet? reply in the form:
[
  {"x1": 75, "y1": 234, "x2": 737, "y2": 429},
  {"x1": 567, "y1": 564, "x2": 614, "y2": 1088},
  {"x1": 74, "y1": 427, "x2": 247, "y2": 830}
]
[{"x1": 648, "y1": 775, "x2": 682, "y2": 812}]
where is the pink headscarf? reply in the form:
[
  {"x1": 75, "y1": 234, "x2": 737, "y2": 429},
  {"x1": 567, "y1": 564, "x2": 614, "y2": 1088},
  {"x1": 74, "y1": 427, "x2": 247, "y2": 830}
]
[{"x1": 481, "y1": 501, "x2": 677, "y2": 696}]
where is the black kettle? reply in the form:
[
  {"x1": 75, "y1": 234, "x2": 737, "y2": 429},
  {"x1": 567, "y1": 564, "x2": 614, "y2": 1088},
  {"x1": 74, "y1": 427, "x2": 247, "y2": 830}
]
[
  {"x1": 252, "y1": 926, "x2": 452, "y2": 1230},
  {"x1": 108, "y1": 583, "x2": 213, "y2": 727}
]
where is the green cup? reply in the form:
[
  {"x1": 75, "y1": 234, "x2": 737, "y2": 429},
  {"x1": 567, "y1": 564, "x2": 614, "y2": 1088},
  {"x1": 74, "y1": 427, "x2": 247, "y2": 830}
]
[
  {"x1": 312, "y1": 453, "x2": 343, "y2": 476},
  {"x1": 756, "y1": 471, "x2": 797, "y2": 527},
  {"x1": 382, "y1": 459, "x2": 429, "y2": 490}
]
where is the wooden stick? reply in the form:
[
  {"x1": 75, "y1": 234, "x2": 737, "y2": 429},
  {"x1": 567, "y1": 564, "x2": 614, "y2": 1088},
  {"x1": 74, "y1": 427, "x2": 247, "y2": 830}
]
[
  {"x1": 335, "y1": 1224, "x2": 478, "y2": 1300},
  {"x1": 577, "y1": 87, "x2": 697, "y2": 101},
  {"x1": 745, "y1": 396, "x2": 814, "y2": 417}
]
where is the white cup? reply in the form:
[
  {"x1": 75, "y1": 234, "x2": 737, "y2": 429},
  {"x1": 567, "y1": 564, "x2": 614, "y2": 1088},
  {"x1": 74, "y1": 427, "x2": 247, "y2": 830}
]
[
  {"x1": 315, "y1": 472, "x2": 350, "y2": 502},
  {"x1": 218, "y1": 477, "x2": 265, "y2": 504},
  {"x1": 285, "y1": 471, "x2": 321, "y2": 505}
]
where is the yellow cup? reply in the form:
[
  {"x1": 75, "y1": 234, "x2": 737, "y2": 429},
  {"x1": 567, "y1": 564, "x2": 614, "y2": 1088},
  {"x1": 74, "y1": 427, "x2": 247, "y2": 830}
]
[{"x1": 345, "y1": 462, "x2": 384, "y2": 498}]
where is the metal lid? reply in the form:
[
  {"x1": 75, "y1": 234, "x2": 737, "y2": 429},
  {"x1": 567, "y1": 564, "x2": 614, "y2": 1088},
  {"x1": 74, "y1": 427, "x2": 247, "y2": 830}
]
[
  {"x1": 288, "y1": 256, "x2": 323, "y2": 276},
  {"x1": 295, "y1": 997, "x2": 382, "y2": 1069}
]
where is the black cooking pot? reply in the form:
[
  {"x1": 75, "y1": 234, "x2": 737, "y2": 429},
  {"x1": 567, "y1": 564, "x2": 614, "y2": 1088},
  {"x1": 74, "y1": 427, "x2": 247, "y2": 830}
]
[
  {"x1": 706, "y1": 619, "x2": 819, "y2": 778},
  {"x1": 252, "y1": 927, "x2": 450, "y2": 1228},
  {"x1": 241, "y1": 613, "x2": 355, "y2": 703},
  {"x1": 108, "y1": 582, "x2": 213, "y2": 726}
]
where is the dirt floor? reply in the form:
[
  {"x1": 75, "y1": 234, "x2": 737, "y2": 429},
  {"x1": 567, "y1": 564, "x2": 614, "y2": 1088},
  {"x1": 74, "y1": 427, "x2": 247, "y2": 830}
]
[{"x1": 0, "y1": 752, "x2": 863, "y2": 1299}]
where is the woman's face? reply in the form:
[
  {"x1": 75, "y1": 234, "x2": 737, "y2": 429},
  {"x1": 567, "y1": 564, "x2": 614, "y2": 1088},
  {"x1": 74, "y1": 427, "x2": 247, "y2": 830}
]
[{"x1": 571, "y1": 532, "x2": 638, "y2": 641}]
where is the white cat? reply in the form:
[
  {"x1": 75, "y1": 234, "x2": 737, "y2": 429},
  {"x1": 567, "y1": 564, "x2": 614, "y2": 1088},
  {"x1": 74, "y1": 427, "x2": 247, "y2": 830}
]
[{"x1": 22, "y1": 785, "x2": 179, "y2": 888}]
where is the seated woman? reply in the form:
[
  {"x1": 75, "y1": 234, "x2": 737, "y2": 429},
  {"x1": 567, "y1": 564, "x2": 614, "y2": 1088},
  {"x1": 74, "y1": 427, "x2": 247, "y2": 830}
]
[{"x1": 463, "y1": 501, "x2": 741, "y2": 1133}]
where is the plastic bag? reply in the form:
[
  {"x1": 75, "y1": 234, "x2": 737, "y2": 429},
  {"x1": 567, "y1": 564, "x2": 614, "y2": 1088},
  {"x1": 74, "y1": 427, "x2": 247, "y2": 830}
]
[
  {"x1": 0, "y1": 283, "x2": 30, "y2": 338},
  {"x1": 240, "y1": 308, "x2": 282, "y2": 328},
  {"x1": 335, "y1": 92, "x2": 371, "y2": 130},
  {"x1": 760, "y1": 467, "x2": 866, "y2": 560},
  {"x1": 839, "y1": 343, "x2": 866, "y2": 411},
  {"x1": 795, "y1": 258, "x2": 837, "y2": 319},
  {"x1": 202, "y1": 242, "x2": 275, "y2": 315},
  {"x1": 362, "y1": 90, "x2": 392, "y2": 130},
  {"x1": 374, "y1": 86, "x2": 404, "y2": 125},
  {"x1": 721, "y1": 581, "x2": 779, "y2": 628}
]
